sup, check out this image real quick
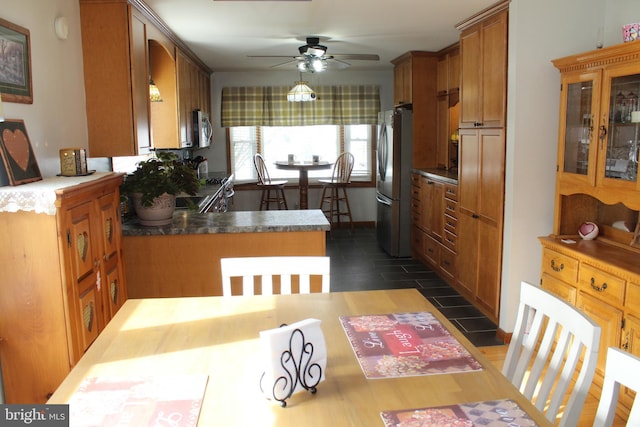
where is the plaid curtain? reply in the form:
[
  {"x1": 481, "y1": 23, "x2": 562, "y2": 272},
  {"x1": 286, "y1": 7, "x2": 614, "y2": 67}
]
[{"x1": 221, "y1": 85, "x2": 380, "y2": 127}]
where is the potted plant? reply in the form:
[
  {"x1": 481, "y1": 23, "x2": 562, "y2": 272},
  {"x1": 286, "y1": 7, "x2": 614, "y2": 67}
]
[{"x1": 121, "y1": 151, "x2": 201, "y2": 226}]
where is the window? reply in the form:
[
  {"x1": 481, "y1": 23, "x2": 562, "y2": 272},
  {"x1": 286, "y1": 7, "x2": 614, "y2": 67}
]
[{"x1": 229, "y1": 125, "x2": 374, "y2": 183}]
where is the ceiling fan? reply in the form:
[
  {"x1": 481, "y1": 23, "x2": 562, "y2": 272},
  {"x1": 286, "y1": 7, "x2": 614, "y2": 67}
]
[{"x1": 248, "y1": 36, "x2": 380, "y2": 72}]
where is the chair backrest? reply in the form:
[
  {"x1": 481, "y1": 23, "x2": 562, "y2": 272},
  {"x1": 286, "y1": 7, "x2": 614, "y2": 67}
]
[
  {"x1": 220, "y1": 256, "x2": 330, "y2": 296},
  {"x1": 502, "y1": 281, "x2": 601, "y2": 427},
  {"x1": 593, "y1": 347, "x2": 640, "y2": 427},
  {"x1": 330, "y1": 152, "x2": 354, "y2": 184},
  {"x1": 253, "y1": 153, "x2": 271, "y2": 185}
]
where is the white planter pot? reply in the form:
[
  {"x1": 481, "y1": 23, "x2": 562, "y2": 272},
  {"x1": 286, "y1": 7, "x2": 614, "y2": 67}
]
[{"x1": 131, "y1": 192, "x2": 176, "y2": 226}]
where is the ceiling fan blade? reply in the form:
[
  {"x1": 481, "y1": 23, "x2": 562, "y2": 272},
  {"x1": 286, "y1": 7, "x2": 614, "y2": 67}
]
[
  {"x1": 247, "y1": 55, "x2": 299, "y2": 59},
  {"x1": 270, "y1": 58, "x2": 300, "y2": 68},
  {"x1": 331, "y1": 53, "x2": 380, "y2": 61}
]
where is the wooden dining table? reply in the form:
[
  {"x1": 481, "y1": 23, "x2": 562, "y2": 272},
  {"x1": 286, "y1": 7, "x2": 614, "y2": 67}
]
[
  {"x1": 48, "y1": 289, "x2": 551, "y2": 426},
  {"x1": 274, "y1": 160, "x2": 332, "y2": 209}
]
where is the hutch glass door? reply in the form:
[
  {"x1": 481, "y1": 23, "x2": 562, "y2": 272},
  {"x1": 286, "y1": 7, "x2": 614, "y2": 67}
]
[{"x1": 603, "y1": 72, "x2": 640, "y2": 185}]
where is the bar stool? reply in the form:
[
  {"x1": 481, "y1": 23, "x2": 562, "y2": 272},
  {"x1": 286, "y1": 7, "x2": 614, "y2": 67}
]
[
  {"x1": 254, "y1": 154, "x2": 288, "y2": 210},
  {"x1": 319, "y1": 152, "x2": 354, "y2": 229}
]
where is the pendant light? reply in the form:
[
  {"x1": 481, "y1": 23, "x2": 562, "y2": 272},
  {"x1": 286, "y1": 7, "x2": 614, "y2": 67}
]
[
  {"x1": 149, "y1": 77, "x2": 163, "y2": 102},
  {"x1": 287, "y1": 73, "x2": 316, "y2": 102}
]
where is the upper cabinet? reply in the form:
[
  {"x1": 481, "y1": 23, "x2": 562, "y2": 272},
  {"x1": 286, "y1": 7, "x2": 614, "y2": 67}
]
[
  {"x1": 391, "y1": 51, "x2": 438, "y2": 168},
  {"x1": 175, "y1": 50, "x2": 212, "y2": 149},
  {"x1": 436, "y1": 45, "x2": 461, "y2": 171},
  {"x1": 79, "y1": 1, "x2": 153, "y2": 157},
  {"x1": 552, "y1": 42, "x2": 640, "y2": 209},
  {"x1": 79, "y1": 0, "x2": 212, "y2": 157},
  {"x1": 458, "y1": 6, "x2": 508, "y2": 129}
]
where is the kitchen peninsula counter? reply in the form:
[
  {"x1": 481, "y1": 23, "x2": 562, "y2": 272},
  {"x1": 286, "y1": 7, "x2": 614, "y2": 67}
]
[
  {"x1": 122, "y1": 209, "x2": 330, "y2": 298},
  {"x1": 122, "y1": 209, "x2": 330, "y2": 235}
]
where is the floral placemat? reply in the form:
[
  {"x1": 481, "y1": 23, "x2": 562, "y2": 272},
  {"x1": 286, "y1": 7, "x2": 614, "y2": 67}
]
[
  {"x1": 380, "y1": 399, "x2": 538, "y2": 427},
  {"x1": 67, "y1": 374, "x2": 208, "y2": 427},
  {"x1": 339, "y1": 312, "x2": 482, "y2": 379}
]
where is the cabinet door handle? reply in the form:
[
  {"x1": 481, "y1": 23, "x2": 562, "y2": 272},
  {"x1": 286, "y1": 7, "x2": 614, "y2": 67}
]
[
  {"x1": 473, "y1": 121, "x2": 483, "y2": 127},
  {"x1": 471, "y1": 213, "x2": 479, "y2": 219},
  {"x1": 599, "y1": 123, "x2": 607, "y2": 149},
  {"x1": 590, "y1": 277, "x2": 607, "y2": 292},
  {"x1": 550, "y1": 260, "x2": 564, "y2": 272}
]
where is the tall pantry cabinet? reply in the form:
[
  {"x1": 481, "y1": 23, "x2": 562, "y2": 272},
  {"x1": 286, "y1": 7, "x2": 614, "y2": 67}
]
[
  {"x1": 455, "y1": 1, "x2": 508, "y2": 322},
  {"x1": 0, "y1": 174, "x2": 127, "y2": 403}
]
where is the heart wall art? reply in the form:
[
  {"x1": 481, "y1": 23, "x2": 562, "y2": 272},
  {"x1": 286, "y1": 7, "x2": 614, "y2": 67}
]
[{"x1": 0, "y1": 119, "x2": 42, "y2": 185}]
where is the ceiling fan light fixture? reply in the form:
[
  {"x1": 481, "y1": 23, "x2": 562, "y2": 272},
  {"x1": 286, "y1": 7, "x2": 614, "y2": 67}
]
[
  {"x1": 310, "y1": 57, "x2": 326, "y2": 72},
  {"x1": 297, "y1": 61, "x2": 308, "y2": 72},
  {"x1": 287, "y1": 81, "x2": 316, "y2": 102}
]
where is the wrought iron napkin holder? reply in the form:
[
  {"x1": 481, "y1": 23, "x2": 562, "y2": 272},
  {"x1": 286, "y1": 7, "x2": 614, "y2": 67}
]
[{"x1": 259, "y1": 318, "x2": 326, "y2": 407}]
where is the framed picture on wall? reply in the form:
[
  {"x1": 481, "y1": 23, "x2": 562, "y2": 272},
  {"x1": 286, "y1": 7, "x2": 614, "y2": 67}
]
[
  {"x1": 0, "y1": 119, "x2": 42, "y2": 185},
  {"x1": 0, "y1": 17, "x2": 32, "y2": 104}
]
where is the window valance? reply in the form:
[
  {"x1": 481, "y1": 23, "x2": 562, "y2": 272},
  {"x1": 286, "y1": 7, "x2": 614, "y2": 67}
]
[{"x1": 221, "y1": 85, "x2": 380, "y2": 127}]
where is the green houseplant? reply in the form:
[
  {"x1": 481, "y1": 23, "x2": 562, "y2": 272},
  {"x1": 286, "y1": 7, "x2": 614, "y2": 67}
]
[{"x1": 121, "y1": 151, "x2": 200, "y2": 225}]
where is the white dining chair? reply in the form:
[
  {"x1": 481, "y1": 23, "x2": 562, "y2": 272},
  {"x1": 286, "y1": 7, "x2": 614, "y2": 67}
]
[
  {"x1": 502, "y1": 281, "x2": 601, "y2": 427},
  {"x1": 220, "y1": 256, "x2": 330, "y2": 296},
  {"x1": 593, "y1": 347, "x2": 640, "y2": 427}
]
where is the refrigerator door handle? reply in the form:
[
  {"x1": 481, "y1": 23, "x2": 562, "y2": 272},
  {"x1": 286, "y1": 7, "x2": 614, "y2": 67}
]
[
  {"x1": 376, "y1": 193, "x2": 392, "y2": 206},
  {"x1": 377, "y1": 123, "x2": 387, "y2": 181}
]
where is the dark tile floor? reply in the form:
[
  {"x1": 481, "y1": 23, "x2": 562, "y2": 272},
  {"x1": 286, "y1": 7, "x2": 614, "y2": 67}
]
[{"x1": 326, "y1": 227, "x2": 505, "y2": 348}]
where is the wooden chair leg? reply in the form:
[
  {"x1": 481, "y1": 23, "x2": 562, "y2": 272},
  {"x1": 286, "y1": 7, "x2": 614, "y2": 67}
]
[
  {"x1": 279, "y1": 187, "x2": 288, "y2": 210},
  {"x1": 341, "y1": 186, "x2": 354, "y2": 229}
]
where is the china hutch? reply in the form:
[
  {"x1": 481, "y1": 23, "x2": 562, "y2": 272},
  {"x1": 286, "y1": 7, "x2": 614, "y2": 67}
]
[{"x1": 541, "y1": 41, "x2": 640, "y2": 419}]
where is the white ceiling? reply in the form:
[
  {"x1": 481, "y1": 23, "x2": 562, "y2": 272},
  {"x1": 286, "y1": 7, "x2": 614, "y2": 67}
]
[{"x1": 143, "y1": 0, "x2": 498, "y2": 73}]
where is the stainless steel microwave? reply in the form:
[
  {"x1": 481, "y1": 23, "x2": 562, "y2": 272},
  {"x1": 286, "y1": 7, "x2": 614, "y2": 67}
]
[{"x1": 193, "y1": 110, "x2": 213, "y2": 148}]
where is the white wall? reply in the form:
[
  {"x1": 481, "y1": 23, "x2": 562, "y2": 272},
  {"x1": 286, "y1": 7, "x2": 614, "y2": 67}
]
[
  {"x1": 500, "y1": 0, "x2": 638, "y2": 331},
  {"x1": 202, "y1": 69, "x2": 394, "y2": 217},
  {"x1": 0, "y1": 0, "x2": 90, "y2": 178}
]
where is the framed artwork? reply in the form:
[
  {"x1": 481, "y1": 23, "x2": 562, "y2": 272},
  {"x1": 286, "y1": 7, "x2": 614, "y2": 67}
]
[
  {"x1": 0, "y1": 119, "x2": 41, "y2": 185},
  {"x1": 0, "y1": 17, "x2": 32, "y2": 104}
]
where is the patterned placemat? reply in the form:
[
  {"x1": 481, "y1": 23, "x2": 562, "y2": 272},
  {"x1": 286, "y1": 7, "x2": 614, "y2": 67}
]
[
  {"x1": 67, "y1": 374, "x2": 208, "y2": 427},
  {"x1": 339, "y1": 312, "x2": 482, "y2": 379},
  {"x1": 381, "y1": 399, "x2": 538, "y2": 427}
]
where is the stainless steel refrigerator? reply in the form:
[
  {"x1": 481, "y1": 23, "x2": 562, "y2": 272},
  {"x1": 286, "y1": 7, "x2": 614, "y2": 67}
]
[{"x1": 376, "y1": 108, "x2": 413, "y2": 257}]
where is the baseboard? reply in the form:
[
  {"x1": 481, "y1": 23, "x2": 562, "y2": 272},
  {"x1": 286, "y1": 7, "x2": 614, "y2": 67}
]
[{"x1": 496, "y1": 328, "x2": 512, "y2": 344}]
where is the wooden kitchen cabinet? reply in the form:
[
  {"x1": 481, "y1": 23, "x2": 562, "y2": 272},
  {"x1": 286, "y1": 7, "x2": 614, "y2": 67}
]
[
  {"x1": 411, "y1": 172, "x2": 458, "y2": 287},
  {"x1": 0, "y1": 174, "x2": 127, "y2": 403},
  {"x1": 458, "y1": 5, "x2": 508, "y2": 129},
  {"x1": 79, "y1": 0, "x2": 153, "y2": 157},
  {"x1": 176, "y1": 50, "x2": 212, "y2": 148},
  {"x1": 452, "y1": 1, "x2": 508, "y2": 323},
  {"x1": 391, "y1": 51, "x2": 438, "y2": 168},
  {"x1": 79, "y1": 0, "x2": 212, "y2": 156},
  {"x1": 456, "y1": 127, "x2": 505, "y2": 322}
]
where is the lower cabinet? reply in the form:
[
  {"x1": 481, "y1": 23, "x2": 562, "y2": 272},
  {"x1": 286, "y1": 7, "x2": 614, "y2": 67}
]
[
  {"x1": 411, "y1": 172, "x2": 458, "y2": 288},
  {"x1": 539, "y1": 237, "x2": 640, "y2": 419},
  {"x1": 0, "y1": 173, "x2": 127, "y2": 403}
]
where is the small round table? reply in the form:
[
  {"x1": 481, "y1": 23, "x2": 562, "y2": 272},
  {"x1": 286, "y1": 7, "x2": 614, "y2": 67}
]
[{"x1": 274, "y1": 161, "x2": 333, "y2": 209}]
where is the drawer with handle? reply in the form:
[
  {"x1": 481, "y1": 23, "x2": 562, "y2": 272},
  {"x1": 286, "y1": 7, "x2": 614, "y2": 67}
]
[
  {"x1": 444, "y1": 183, "x2": 458, "y2": 201},
  {"x1": 443, "y1": 230, "x2": 457, "y2": 252},
  {"x1": 444, "y1": 214, "x2": 457, "y2": 235},
  {"x1": 541, "y1": 248, "x2": 578, "y2": 284},
  {"x1": 444, "y1": 200, "x2": 457, "y2": 219},
  {"x1": 579, "y1": 263, "x2": 625, "y2": 306}
]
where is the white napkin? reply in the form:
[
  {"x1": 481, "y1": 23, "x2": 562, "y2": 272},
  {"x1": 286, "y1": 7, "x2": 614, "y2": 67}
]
[{"x1": 259, "y1": 318, "x2": 326, "y2": 403}]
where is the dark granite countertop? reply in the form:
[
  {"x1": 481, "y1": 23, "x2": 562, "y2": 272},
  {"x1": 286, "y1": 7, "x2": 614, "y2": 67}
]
[
  {"x1": 122, "y1": 209, "x2": 331, "y2": 236},
  {"x1": 412, "y1": 168, "x2": 459, "y2": 185}
]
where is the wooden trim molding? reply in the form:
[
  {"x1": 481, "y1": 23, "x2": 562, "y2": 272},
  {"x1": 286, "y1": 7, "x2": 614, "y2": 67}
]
[{"x1": 455, "y1": 0, "x2": 510, "y2": 31}]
